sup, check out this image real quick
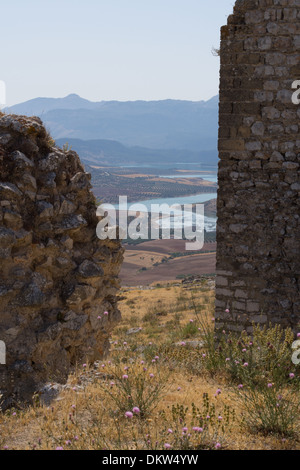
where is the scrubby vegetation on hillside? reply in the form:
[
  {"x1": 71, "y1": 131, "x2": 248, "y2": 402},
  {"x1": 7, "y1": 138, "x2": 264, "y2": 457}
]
[{"x1": 0, "y1": 281, "x2": 299, "y2": 450}]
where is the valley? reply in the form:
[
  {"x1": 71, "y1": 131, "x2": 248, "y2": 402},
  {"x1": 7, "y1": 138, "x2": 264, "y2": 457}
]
[
  {"x1": 89, "y1": 165, "x2": 218, "y2": 287},
  {"x1": 89, "y1": 166, "x2": 217, "y2": 204}
]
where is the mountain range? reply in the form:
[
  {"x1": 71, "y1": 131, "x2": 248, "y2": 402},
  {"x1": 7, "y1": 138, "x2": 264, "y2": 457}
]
[{"x1": 5, "y1": 94, "x2": 219, "y2": 166}]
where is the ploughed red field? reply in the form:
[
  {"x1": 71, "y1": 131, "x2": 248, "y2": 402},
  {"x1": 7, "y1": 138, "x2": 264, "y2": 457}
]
[{"x1": 120, "y1": 239, "x2": 216, "y2": 286}]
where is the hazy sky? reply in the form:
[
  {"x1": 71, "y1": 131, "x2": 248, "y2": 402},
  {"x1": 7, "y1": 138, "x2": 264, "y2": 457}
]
[{"x1": 2, "y1": 0, "x2": 235, "y2": 106}]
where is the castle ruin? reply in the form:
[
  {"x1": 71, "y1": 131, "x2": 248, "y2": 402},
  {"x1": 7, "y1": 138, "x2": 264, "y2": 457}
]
[
  {"x1": 0, "y1": 114, "x2": 124, "y2": 408},
  {"x1": 216, "y1": 0, "x2": 300, "y2": 332}
]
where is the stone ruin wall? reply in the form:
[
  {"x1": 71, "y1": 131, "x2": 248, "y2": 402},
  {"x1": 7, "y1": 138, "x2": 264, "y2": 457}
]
[
  {"x1": 0, "y1": 114, "x2": 124, "y2": 408},
  {"x1": 216, "y1": 0, "x2": 300, "y2": 332}
]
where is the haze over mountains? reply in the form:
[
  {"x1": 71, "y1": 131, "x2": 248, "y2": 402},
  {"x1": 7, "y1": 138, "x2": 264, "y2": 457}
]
[{"x1": 5, "y1": 94, "x2": 219, "y2": 167}]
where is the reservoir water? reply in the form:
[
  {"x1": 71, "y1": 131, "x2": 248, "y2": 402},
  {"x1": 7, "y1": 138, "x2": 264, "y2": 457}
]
[{"x1": 113, "y1": 193, "x2": 217, "y2": 232}]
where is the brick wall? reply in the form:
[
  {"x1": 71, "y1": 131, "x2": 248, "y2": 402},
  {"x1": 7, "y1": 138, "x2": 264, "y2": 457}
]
[{"x1": 216, "y1": 0, "x2": 300, "y2": 332}]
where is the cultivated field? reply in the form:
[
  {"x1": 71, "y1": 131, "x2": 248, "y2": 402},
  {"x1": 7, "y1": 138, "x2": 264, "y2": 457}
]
[
  {"x1": 120, "y1": 240, "x2": 216, "y2": 286},
  {"x1": 90, "y1": 168, "x2": 217, "y2": 204}
]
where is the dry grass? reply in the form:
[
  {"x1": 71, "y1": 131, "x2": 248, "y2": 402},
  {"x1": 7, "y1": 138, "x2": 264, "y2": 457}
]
[{"x1": 0, "y1": 282, "x2": 299, "y2": 450}]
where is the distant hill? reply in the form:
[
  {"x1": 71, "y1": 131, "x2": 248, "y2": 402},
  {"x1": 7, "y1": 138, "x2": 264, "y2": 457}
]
[
  {"x1": 204, "y1": 198, "x2": 217, "y2": 217},
  {"x1": 55, "y1": 137, "x2": 218, "y2": 167},
  {"x1": 5, "y1": 94, "x2": 218, "y2": 153},
  {"x1": 5, "y1": 94, "x2": 97, "y2": 116}
]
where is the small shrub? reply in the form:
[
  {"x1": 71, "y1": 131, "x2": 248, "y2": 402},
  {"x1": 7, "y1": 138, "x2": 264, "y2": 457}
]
[
  {"x1": 98, "y1": 359, "x2": 169, "y2": 419},
  {"x1": 143, "y1": 306, "x2": 168, "y2": 323},
  {"x1": 197, "y1": 319, "x2": 300, "y2": 437},
  {"x1": 155, "y1": 393, "x2": 235, "y2": 450},
  {"x1": 180, "y1": 322, "x2": 199, "y2": 339},
  {"x1": 198, "y1": 320, "x2": 300, "y2": 389},
  {"x1": 62, "y1": 142, "x2": 72, "y2": 152},
  {"x1": 236, "y1": 383, "x2": 300, "y2": 437}
]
